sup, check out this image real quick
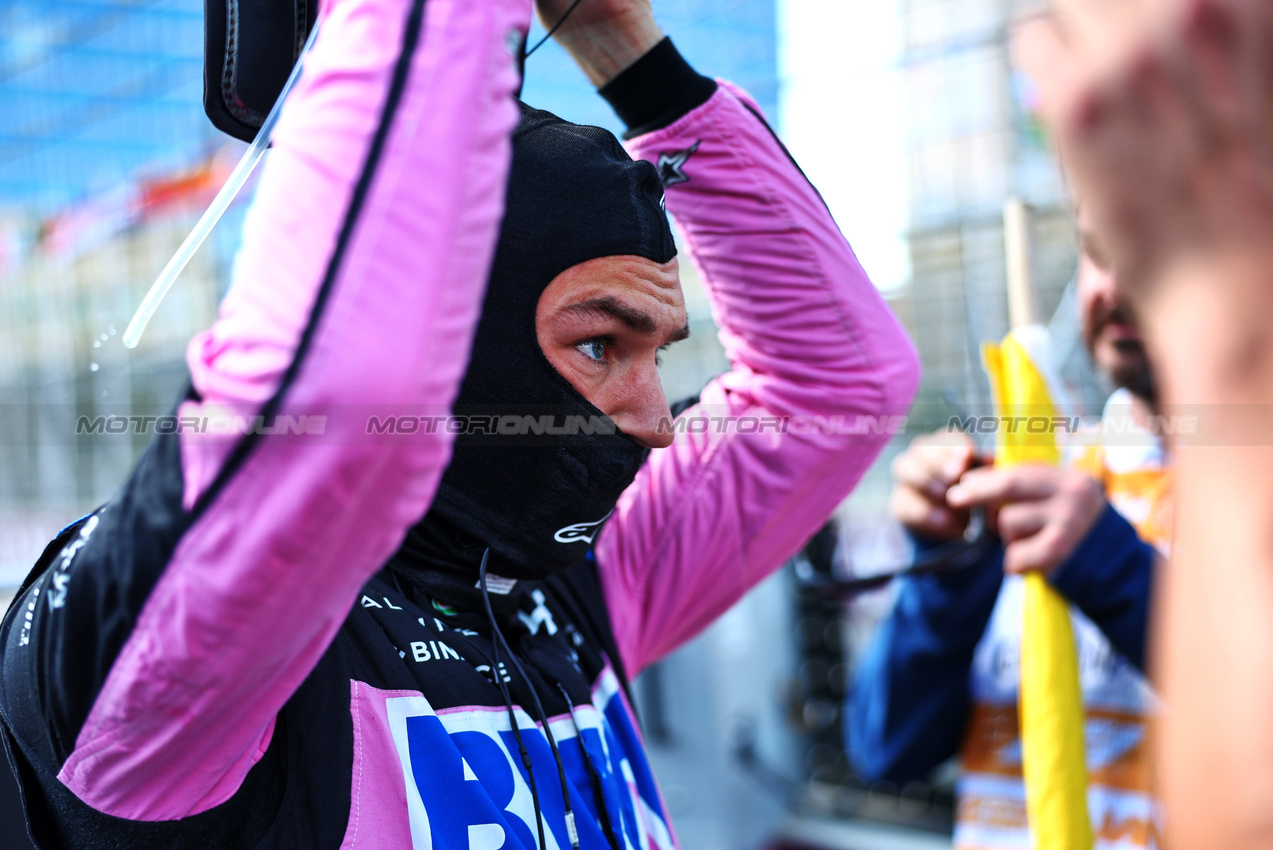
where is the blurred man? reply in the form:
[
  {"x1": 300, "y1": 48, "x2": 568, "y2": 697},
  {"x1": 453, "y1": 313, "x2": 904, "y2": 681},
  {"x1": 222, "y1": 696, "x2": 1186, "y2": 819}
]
[
  {"x1": 1016, "y1": 2, "x2": 1273, "y2": 846},
  {"x1": 847, "y1": 206, "x2": 1168, "y2": 849}
]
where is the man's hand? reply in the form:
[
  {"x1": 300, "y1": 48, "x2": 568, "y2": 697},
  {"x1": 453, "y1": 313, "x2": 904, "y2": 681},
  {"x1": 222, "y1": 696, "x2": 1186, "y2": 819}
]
[
  {"x1": 1014, "y1": 0, "x2": 1273, "y2": 309},
  {"x1": 947, "y1": 464, "x2": 1105, "y2": 576},
  {"x1": 889, "y1": 432, "x2": 980, "y2": 541},
  {"x1": 534, "y1": 0, "x2": 664, "y2": 87},
  {"x1": 1015, "y1": 5, "x2": 1273, "y2": 846}
]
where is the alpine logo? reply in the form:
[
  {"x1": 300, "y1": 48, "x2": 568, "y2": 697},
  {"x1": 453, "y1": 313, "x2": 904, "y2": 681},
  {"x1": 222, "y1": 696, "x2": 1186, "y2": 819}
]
[
  {"x1": 518, "y1": 589, "x2": 558, "y2": 637},
  {"x1": 656, "y1": 139, "x2": 701, "y2": 188},
  {"x1": 553, "y1": 511, "x2": 612, "y2": 545}
]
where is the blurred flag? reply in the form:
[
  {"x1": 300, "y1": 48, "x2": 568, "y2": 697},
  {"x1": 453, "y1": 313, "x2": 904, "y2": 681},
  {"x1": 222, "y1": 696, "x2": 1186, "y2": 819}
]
[
  {"x1": 37, "y1": 151, "x2": 234, "y2": 263},
  {"x1": 135, "y1": 155, "x2": 231, "y2": 221},
  {"x1": 39, "y1": 183, "x2": 135, "y2": 261},
  {"x1": 983, "y1": 324, "x2": 1092, "y2": 850}
]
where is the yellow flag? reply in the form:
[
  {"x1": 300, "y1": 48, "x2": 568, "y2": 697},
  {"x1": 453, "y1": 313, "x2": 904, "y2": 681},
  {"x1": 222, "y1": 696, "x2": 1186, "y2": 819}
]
[{"x1": 983, "y1": 326, "x2": 1092, "y2": 850}]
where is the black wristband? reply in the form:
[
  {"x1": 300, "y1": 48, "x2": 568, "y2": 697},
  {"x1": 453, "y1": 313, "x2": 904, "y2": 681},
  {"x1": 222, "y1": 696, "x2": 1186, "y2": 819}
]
[{"x1": 598, "y1": 37, "x2": 717, "y2": 140}]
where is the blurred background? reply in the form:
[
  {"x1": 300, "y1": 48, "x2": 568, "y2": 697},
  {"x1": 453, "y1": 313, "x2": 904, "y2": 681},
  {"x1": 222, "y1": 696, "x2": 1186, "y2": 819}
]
[{"x1": 0, "y1": 0, "x2": 1110, "y2": 847}]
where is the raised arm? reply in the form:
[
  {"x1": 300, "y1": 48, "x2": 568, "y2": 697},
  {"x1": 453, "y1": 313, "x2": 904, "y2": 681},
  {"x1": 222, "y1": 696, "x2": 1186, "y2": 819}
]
[
  {"x1": 542, "y1": 8, "x2": 920, "y2": 673},
  {"x1": 0, "y1": 0, "x2": 528, "y2": 821}
]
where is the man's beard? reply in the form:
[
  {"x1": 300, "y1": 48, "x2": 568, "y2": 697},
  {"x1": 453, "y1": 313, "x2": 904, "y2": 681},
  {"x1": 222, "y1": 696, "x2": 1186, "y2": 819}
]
[
  {"x1": 1107, "y1": 339, "x2": 1158, "y2": 409},
  {"x1": 1086, "y1": 304, "x2": 1158, "y2": 410}
]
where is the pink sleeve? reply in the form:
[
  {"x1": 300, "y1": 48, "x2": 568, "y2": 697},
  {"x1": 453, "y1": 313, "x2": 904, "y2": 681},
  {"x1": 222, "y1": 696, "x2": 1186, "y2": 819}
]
[
  {"x1": 596, "y1": 82, "x2": 920, "y2": 675},
  {"x1": 56, "y1": 0, "x2": 529, "y2": 819}
]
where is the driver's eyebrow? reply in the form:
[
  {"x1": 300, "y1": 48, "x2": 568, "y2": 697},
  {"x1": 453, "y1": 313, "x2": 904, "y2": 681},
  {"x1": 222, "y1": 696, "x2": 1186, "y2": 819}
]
[{"x1": 560, "y1": 296, "x2": 691, "y2": 344}]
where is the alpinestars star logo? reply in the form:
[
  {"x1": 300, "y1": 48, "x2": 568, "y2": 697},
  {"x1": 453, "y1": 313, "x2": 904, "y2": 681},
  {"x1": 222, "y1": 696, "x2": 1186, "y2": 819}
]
[
  {"x1": 553, "y1": 511, "x2": 613, "y2": 545},
  {"x1": 657, "y1": 140, "x2": 702, "y2": 188}
]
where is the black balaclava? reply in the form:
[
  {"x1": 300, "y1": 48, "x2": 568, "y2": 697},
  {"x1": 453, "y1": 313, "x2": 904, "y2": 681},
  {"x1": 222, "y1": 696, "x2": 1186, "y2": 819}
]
[{"x1": 394, "y1": 103, "x2": 677, "y2": 593}]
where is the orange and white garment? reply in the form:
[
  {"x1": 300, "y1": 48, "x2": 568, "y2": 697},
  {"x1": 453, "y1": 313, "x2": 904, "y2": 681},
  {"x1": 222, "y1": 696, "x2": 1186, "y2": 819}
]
[{"x1": 956, "y1": 388, "x2": 1171, "y2": 850}]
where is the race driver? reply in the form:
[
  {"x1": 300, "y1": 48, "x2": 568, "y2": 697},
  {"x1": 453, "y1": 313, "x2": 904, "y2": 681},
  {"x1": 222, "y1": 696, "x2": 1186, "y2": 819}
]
[{"x1": 0, "y1": 0, "x2": 918, "y2": 847}]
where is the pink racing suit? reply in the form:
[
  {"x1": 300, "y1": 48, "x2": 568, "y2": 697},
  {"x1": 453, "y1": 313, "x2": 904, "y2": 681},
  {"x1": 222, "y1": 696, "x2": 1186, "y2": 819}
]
[{"x1": 0, "y1": 0, "x2": 919, "y2": 846}]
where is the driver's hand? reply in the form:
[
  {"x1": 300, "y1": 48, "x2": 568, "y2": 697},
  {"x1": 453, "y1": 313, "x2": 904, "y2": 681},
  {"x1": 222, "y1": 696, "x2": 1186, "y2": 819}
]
[{"x1": 532, "y1": 0, "x2": 663, "y2": 86}]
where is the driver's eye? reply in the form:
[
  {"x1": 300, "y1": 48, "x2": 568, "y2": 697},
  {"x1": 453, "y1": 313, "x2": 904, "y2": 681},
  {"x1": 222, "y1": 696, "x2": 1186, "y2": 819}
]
[{"x1": 576, "y1": 339, "x2": 607, "y2": 362}]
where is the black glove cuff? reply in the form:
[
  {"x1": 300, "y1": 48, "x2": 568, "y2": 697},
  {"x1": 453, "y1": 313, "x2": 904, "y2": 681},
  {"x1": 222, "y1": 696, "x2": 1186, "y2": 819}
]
[{"x1": 598, "y1": 37, "x2": 717, "y2": 140}]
